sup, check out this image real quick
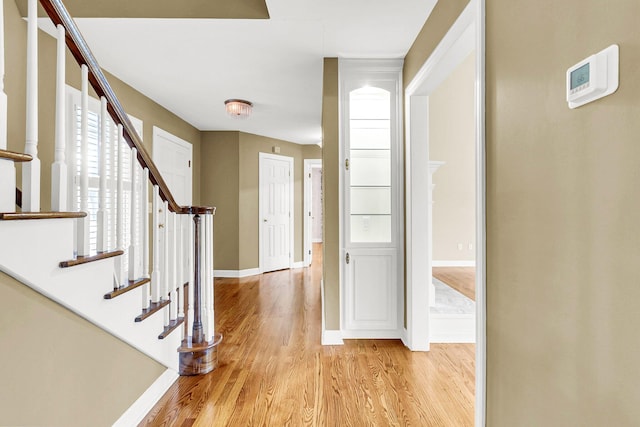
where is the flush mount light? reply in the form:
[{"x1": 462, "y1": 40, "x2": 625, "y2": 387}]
[{"x1": 224, "y1": 99, "x2": 253, "y2": 118}]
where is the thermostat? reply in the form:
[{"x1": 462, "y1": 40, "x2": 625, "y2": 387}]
[{"x1": 566, "y1": 44, "x2": 619, "y2": 109}]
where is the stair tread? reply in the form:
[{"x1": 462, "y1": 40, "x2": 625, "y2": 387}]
[
  {"x1": 0, "y1": 149, "x2": 32, "y2": 163},
  {"x1": 135, "y1": 300, "x2": 171, "y2": 322},
  {"x1": 59, "y1": 250, "x2": 124, "y2": 268},
  {"x1": 158, "y1": 317, "x2": 185, "y2": 340},
  {"x1": 104, "y1": 277, "x2": 150, "y2": 299},
  {"x1": 0, "y1": 211, "x2": 87, "y2": 221}
]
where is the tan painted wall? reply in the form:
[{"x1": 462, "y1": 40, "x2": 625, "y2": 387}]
[
  {"x1": 429, "y1": 51, "x2": 475, "y2": 262},
  {"x1": 201, "y1": 132, "x2": 241, "y2": 270},
  {"x1": 403, "y1": 0, "x2": 470, "y2": 88},
  {"x1": 5, "y1": 0, "x2": 202, "y2": 210},
  {"x1": 321, "y1": 58, "x2": 340, "y2": 330},
  {"x1": 238, "y1": 132, "x2": 321, "y2": 270},
  {"x1": 200, "y1": 131, "x2": 321, "y2": 271},
  {"x1": 486, "y1": 1, "x2": 640, "y2": 425},
  {"x1": 0, "y1": 271, "x2": 166, "y2": 426}
]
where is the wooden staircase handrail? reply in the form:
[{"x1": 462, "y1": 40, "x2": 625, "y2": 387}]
[{"x1": 38, "y1": 0, "x2": 213, "y2": 216}]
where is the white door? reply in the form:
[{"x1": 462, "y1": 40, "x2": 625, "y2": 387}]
[
  {"x1": 152, "y1": 127, "x2": 192, "y2": 206},
  {"x1": 341, "y1": 60, "x2": 403, "y2": 336},
  {"x1": 260, "y1": 153, "x2": 293, "y2": 273}
]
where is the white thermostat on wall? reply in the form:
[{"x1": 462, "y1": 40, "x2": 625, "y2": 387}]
[{"x1": 566, "y1": 44, "x2": 619, "y2": 109}]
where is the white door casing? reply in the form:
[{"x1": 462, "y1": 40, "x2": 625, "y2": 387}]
[
  {"x1": 339, "y1": 59, "x2": 404, "y2": 338},
  {"x1": 304, "y1": 159, "x2": 322, "y2": 267},
  {"x1": 260, "y1": 153, "x2": 293, "y2": 273},
  {"x1": 404, "y1": 0, "x2": 475, "y2": 350},
  {"x1": 152, "y1": 127, "x2": 192, "y2": 207}
]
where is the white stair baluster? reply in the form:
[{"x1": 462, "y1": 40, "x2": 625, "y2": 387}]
[
  {"x1": 0, "y1": 0, "x2": 15, "y2": 213},
  {"x1": 141, "y1": 168, "x2": 150, "y2": 310},
  {"x1": 110, "y1": 120, "x2": 118, "y2": 250},
  {"x1": 170, "y1": 212, "x2": 178, "y2": 322},
  {"x1": 51, "y1": 24, "x2": 67, "y2": 212},
  {"x1": 77, "y1": 65, "x2": 90, "y2": 257},
  {"x1": 151, "y1": 185, "x2": 161, "y2": 303},
  {"x1": 96, "y1": 97, "x2": 108, "y2": 251},
  {"x1": 114, "y1": 124, "x2": 125, "y2": 288},
  {"x1": 22, "y1": 0, "x2": 40, "y2": 212},
  {"x1": 187, "y1": 213, "x2": 194, "y2": 335},
  {"x1": 163, "y1": 200, "x2": 170, "y2": 326},
  {"x1": 177, "y1": 214, "x2": 185, "y2": 325},
  {"x1": 128, "y1": 148, "x2": 139, "y2": 281}
]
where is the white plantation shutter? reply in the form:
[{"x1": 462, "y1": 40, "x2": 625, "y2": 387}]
[{"x1": 66, "y1": 86, "x2": 143, "y2": 275}]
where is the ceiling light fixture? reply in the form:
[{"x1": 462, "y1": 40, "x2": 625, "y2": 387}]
[{"x1": 224, "y1": 99, "x2": 253, "y2": 118}]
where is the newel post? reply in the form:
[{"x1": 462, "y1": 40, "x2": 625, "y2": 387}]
[
  {"x1": 191, "y1": 214, "x2": 204, "y2": 344},
  {"x1": 177, "y1": 209, "x2": 221, "y2": 376}
]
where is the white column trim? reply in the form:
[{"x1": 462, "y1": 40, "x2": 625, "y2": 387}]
[{"x1": 475, "y1": 0, "x2": 487, "y2": 424}]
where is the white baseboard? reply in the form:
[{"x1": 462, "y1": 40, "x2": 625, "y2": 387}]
[
  {"x1": 340, "y1": 330, "x2": 403, "y2": 340},
  {"x1": 432, "y1": 260, "x2": 476, "y2": 267},
  {"x1": 430, "y1": 314, "x2": 476, "y2": 343},
  {"x1": 322, "y1": 330, "x2": 344, "y2": 345},
  {"x1": 292, "y1": 261, "x2": 305, "y2": 269},
  {"x1": 400, "y1": 327, "x2": 409, "y2": 348},
  {"x1": 214, "y1": 268, "x2": 260, "y2": 278},
  {"x1": 312, "y1": 238, "x2": 323, "y2": 243},
  {"x1": 112, "y1": 368, "x2": 179, "y2": 427}
]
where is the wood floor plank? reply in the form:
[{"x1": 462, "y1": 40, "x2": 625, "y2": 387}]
[
  {"x1": 140, "y1": 244, "x2": 474, "y2": 426},
  {"x1": 433, "y1": 266, "x2": 476, "y2": 301}
]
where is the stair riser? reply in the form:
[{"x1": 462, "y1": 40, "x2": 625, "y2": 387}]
[{"x1": 0, "y1": 219, "x2": 180, "y2": 370}]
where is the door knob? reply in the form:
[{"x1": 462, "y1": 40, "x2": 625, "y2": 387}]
[{"x1": 263, "y1": 218, "x2": 268, "y2": 222}]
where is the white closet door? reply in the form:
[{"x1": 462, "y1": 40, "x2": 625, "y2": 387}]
[{"x1": 260, "y1": 154, "x2": 292, "y2": 273}]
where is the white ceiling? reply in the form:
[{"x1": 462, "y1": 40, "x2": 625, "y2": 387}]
[{"x1": 43, "y1": 0, "x2": 437, "y2": 145}]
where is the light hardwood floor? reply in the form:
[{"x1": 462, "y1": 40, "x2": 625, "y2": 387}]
[
  {"x1": 140, "y1": 245, "x2": 475, "y2": 426},
  {"x1": 432, "y1": 267, "x2": 476, "y2": 301}
]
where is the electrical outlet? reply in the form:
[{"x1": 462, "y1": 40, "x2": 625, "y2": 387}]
[
  {"x1": 457, "y1": 243, "x2": 463, "y2": 251},
  {"x1": 468, "y1": 243, "x2": 473, "y2": 250}
]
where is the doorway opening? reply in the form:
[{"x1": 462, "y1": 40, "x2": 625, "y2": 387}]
[
  {"x1": 304, "y1": 159, "x2": 322, "y2": 267},
  {"x1": 405, "y1": 0, "x2": 485, "y2": 425}
]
